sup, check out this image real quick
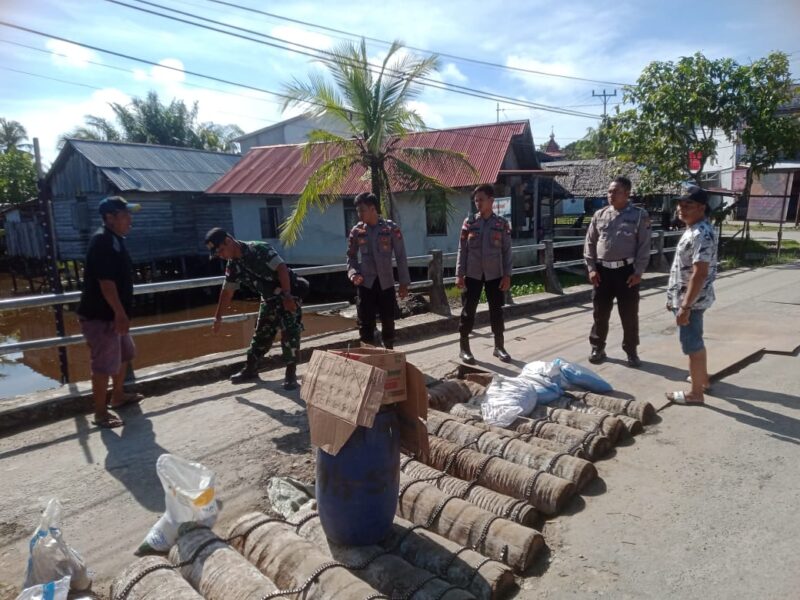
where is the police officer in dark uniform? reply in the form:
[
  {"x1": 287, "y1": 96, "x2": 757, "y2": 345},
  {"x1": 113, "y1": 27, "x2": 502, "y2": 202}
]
[
  {"x1": 583, "y1": 176, "x2": 651, "y2": 367},
  {"x1": 206, "y1": 228, "x2": 308, "y2": 389},
  {"x1": 456, "y1": 184, "x2": 513, "y2": 364},
  {"x1": 346, "y1": 192, "x2": 410, "y2": 348}
]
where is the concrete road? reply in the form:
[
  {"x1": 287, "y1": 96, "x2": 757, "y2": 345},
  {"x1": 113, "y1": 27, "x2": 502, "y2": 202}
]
[{"x1": 1, "y1": 264, "x2": 798, "y2": 599}]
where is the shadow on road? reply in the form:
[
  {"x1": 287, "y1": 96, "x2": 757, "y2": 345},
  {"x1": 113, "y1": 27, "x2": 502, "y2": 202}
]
[
  {"x1": 234, "y1": 396, "x2": 310, "y2": 455},
  {"x1": 706, "y1": 380, "x2": 800, "y2": 445},
  {"x1": 100, "y1": 403, "x2": 169, "y2": 512}
]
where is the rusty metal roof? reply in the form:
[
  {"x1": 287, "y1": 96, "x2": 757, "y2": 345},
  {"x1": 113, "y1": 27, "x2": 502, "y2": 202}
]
[{"x1": 207, "y1": 121, "x2": 534, "y2": 196}]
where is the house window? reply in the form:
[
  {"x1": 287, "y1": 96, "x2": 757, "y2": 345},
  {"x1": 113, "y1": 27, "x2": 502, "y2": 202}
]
[
  {"x1": 72, "y1": 195, "x2": 90, "y2": 233},
  {"x1": 343, "y1": 197, "x2": 359, "y2": 235},
  {"x1": 259, "y1": 198, "x2": 283, "y2": 239},
  {"x1": 425, "y1": 192, "x2": 447, "y2": 236}
]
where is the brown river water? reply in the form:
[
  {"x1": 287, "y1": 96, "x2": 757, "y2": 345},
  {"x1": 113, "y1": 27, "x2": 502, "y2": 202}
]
[{"x1": 0, "y1": 274, "x2": 355, "y2": 399}]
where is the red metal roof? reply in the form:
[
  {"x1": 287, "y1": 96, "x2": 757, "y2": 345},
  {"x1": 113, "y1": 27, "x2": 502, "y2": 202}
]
[{"x1": 207, "y1": 121, "x2": 532, "y2": 196}]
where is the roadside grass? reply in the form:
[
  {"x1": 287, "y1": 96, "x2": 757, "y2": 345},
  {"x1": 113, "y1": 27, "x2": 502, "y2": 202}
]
[
  {"x1": 445, "y1": 271, "x2": 586, "y2": 303},
  {"x1": 720, "y1": 238, "x2": 800, "y2": 269}
]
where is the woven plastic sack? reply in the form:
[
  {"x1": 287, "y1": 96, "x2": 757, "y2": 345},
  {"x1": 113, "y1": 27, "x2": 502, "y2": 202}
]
[
  {"x1": 519, "y1": 362, "x2": 563, "y2": 404},
  {"x1": 22, "y1": 499, "x2": 91, "y2": 592},
  {"x1": 15, "y1": 576, "x2": 70, "y2": 600},
  {"x1": 136, "y1": 454, "x2": 218, "y2": 555},
  {"x1": 481, "y1": 374, "x2": 537, "y2": 426},
  {"x1": 553, "y1": 358, "x2": 612, "y2": 393}
]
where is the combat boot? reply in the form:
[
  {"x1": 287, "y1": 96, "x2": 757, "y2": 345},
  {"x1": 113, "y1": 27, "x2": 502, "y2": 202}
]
[
  {"x1": 459, "y1": 336, "x2": 475, "y2": 364},
  {"x1": 230, "y1": 354, "x2": 259, "y2": 383},
  {"x1": 282, "y1": 363, "x2": 298, "y2": 391}
]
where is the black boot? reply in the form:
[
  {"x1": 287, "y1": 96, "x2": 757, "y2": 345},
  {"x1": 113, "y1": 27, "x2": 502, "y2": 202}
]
[
  {"x1": 493, "y1": 335, "x2": 511, "y2": 362},
  {"x1": 231, "y1": 354, "x2": 259, "y2": 383},
  {"x1": 282, "y1": 363, "x2": 298, "y2": 390},
  {"x1": 459, "y1": 336, "x2": 475, "y2": 364}
]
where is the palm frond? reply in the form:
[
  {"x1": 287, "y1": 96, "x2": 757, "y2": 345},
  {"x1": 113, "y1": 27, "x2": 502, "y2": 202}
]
[
  {"x1": 394, "y1": 146, "x2": 479, "y2": 187},
  {"x1": 279, "y1": 154, "x2": 359, "y2": 246},
  {"x1": 384, "y1": 158, "x2": 460, "y2": 221},
  {"x1": 300, "y1": 130, "x2": 359, "y2": 164}
]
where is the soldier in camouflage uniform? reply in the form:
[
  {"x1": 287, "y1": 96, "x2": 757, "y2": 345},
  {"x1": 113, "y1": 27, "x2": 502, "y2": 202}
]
[
  {"x1": 346, "y1": 192, "x2": 410, "y2": 348},
  {"x1": 583, "y1": 176, "x2": 651, "y2": 367},
  {"x1": 456, "y1": 184, "x2": 513, "y2": 364},
  {"x1": 206, "y1": 228, "x2": 306, "y2": 389}
]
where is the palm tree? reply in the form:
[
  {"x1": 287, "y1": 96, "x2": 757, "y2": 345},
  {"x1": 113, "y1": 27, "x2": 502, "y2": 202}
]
[
  {"x1": 197, "y1": 122, "x2": 244, "y2": 153},
  {"x1": 279, "y1": 39, "x2": 477, "y2": 245},
  {"x1": 60, "y1": 91, "x2": 242, "y2": 152},
  {"x1": 60, "y1": 116, "x2": 122, "y2": 145},
  {"x1": 0, "y1": 118, "x2": 31, "y2": 153}
]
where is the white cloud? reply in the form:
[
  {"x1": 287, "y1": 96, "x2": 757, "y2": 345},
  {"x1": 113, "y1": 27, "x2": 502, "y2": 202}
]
[
  {"x1": 152, "y1": 58, "x2": 186, "y2": 85},
  {"x1": 45, "y1": 39, "x2": 97, "y2": 69},
  {"x1": 130, "y1": 59, "x2": 186, "y2": 86},
  {"x1": 407, "y1": 101, "x2": 445, "y2": 129},
  {"x1": 440, "y1": 63, "x2": 468, "y2": 84},
  {"x1": 11, "y1": 87, "x2": 131, "y2": 163}
]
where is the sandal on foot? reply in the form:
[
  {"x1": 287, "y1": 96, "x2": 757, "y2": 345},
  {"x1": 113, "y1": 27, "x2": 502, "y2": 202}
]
[
  {"x1": 107, "y1": 392, "x2": 144, "y2": 409},
  {"x1": 686, "y1": 376, "x2": 712, "y2": 392},
  {"x1": 93, "y1": 414, "x2": 124, "y2": 428},
  {"x1": 665, "y1": 391, "x2": 704, "y2": 405}
]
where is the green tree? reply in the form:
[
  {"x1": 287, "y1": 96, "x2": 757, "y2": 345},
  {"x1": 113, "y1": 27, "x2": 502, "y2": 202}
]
[
  {"x1": 0, "y1": 149, "x2": 38, "y2": 205},
  {"x1": 61, "y1": 91, "x2": 241, "y2": 152},
  {"x1": 734, "y1": 53, "x2": 800, "y2": 219},
  {"x1": 607, "y1": 53, "x2": 741, "y2": 192},
  {"x1": 278, "y1": 39, "x2": 477, "y2": 245},
  {"x1": 196, "y1": 122, "x2": 244, "y2": 153},
  {"x1": 562, "y1": 127, "x2": 603, "y2": 159},
  {"x1": 0, "y1": 118, "x2": 31, "y2": 153}
]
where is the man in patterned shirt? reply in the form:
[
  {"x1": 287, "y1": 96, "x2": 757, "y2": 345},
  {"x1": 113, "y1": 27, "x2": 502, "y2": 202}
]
[
  {"x1": 206, "y1": 228, "x2": 308, "y2": 390},
  {"x1": 665, "y1": 186, "x2": 718, "y2": 405}
]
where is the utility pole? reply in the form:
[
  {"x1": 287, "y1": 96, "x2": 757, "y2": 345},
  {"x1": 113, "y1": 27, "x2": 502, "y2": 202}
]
[
  {"x1": 592, "y1": 89, "x2": 617, "y2": 118},
  {"x1": 34, "y1": 138, "x2": 69, "y2": 383},
  {"x1": 496, "y1": 102, "x2": 500, "y2": 123},
  {"x1": 593, "y1": 89, "x2": 616, "y2": 159}
]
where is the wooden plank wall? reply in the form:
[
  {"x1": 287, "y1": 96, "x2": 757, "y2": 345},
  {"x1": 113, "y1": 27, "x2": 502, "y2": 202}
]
[
  {"x1": 5, "y1": 220, "x2": 45, "y2": 258},
  {"x1": 48, "y1": 150, "x2": 234, "y2": 263}
]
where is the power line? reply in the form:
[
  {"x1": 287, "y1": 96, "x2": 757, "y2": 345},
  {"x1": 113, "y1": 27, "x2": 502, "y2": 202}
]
[
  {"x1": 0, "y1": 21, "x2": 586, "y2": 151},
  {"x1": 1, "y1": 66, "x2": 278, "y2": 125},
  {"x1": 0, "y1": 38, "x2": 282, "y2": 109},
  {"x1": 203, "y1": 0, "x2": 633, "y2": 87},
  {"x1": 0, "y1": 66, "x2": 104, "y2": 90},
  {"x1": 107, "y1": 0, "x2": 600, "y2": 119}
]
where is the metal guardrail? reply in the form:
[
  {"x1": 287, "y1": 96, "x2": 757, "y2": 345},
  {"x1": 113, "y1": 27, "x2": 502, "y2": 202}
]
[
  {"x1": 0, "y1": 231, "x2": 685, "y2": 358},
  {"x1": 0, "y1": 301, "x2": 350, "y2": 355}
]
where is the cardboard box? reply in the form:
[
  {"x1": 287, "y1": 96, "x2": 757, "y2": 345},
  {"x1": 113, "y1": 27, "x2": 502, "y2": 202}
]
[
  {"x1": 331, "y1": 347, "x2": 407, "y2": 403},
  {"x1": 301, "y1": 347, "x2": 429, "y2": 458}
]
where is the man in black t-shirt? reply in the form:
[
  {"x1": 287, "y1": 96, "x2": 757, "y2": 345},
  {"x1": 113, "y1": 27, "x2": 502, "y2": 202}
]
[{"x1": 77, "y1": 196, "x2": 141, "y2": 428}]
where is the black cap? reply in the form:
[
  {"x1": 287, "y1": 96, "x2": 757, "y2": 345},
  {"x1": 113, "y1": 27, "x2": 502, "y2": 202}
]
[
  {"x1": 676, "y1": 185, "x2": 709, "y2": 205},
  {"x1": 205, "y1": 227, "x2": 230, "y2": 257},
  {"x1": 99, "y1": 195, "x2": 141, "y2": 215}
]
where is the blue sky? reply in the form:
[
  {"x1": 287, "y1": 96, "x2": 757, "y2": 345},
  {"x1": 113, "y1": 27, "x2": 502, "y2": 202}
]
[{"x1": 2, "y1": 0, "x2": 799, "y2": 164}]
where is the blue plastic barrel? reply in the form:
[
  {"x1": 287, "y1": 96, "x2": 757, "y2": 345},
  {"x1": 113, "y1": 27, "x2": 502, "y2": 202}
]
[{"x1": 315, "y1": 409, "x2": 400, "y2": 546}]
